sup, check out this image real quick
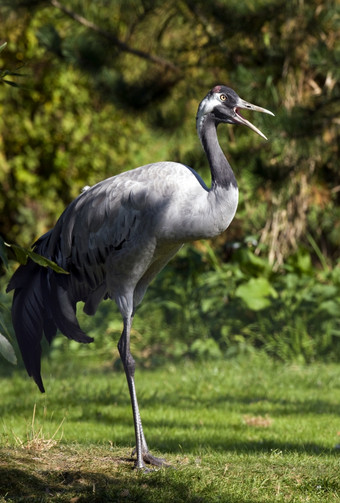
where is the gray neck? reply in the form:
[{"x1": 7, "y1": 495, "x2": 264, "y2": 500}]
[{"x1": 198, "y1": 114, "x2": 237, "y2": 190}]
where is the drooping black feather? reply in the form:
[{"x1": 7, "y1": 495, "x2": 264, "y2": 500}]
[
  {"x1": 8, "y1": 262, "x2": 48, "y2": 392},
  {"x1": 7, "y1": 231, "x2": 94, "y2": 392},
  {"x1": 48, "y1": 272, "x2": 94, "y2": 344}
]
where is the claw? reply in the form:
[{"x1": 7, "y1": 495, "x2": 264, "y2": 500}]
[
  {"x1": 143, "y1": 451, "x2": 170, "y2": 467},
  {"x1": 131, "y1": 447, "x2": 171, "y2": 469}
]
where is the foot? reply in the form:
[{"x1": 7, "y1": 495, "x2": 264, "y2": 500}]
[
  {"x1": 143, "y1": 451, "x2": 170, "y2": 467},
  {"x1": 132, "y1": 448, "x2": 171, "y2": 469}
]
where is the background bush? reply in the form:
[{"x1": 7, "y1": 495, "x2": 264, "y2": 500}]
[{"x1": 0, "y1": 0, "x2": 339, "y2": 365}]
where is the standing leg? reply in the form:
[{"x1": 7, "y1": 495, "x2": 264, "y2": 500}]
[
  {"x1": 118, "y1": 315, "x2": 144, "y2": 469},
  {"x1": 117, "y1": 315, "x2": 168, "y2": 469}
]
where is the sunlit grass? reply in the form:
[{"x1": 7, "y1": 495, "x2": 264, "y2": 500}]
[{"x1": 1, "y1": 353, "x2": 340, "y2": 502}]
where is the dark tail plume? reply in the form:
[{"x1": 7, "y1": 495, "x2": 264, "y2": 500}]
[
  {"x1": 7, "y1": 258, "x2": 93, "y2": 392},
  {"x1": 7, "y1": 261, "x2": 53, "y2": 392}
]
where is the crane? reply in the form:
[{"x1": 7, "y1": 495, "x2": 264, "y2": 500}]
[{"x1": 7, "y1": 85, "x2": 273, "y2": 470}]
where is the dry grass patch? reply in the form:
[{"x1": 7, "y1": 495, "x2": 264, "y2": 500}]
[{"x1": 0, "y1": 444, "x2": 137, "y2": 502}]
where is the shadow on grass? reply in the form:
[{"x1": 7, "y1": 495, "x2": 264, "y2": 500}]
[
  {"x1": 2, "y1": 366, "x2": 340, "y2": 417},
  {"x1": 0, "y1": 460, "x2": 262, "y2": 503},
  {"x1": 155, "y1": 436, "x2": 339, "y2": 457}
]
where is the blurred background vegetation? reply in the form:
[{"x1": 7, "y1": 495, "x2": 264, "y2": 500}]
[{"x1": 0, "y1": 0, "x2": 339, "y2": 366}]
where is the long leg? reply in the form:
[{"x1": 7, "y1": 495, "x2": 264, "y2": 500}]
[
  {"x1": 133, "y1": 408, "x2": 167, "y2": 467},
  {"x1": 117, "y1": 315, "x2": 168, "y2": 469}
]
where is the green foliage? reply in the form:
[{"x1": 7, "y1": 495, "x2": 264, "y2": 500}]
[{"x1": 146, "y1": 244, "x2": 340, "y2": 363}]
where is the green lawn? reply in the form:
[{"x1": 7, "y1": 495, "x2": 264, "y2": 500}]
[{"x1": 1, "y1": 353, "x2": 339, "y2": 502}]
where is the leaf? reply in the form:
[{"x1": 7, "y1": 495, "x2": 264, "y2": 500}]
[
  {"x1": 309, "y1": 284, "x2": 337, "y2": 298},
  {"x1": 0, "y1": 41, "x2": 7, "y2": 54},
  {"x1": 190, "y1": 338, "x2": 222, "y2": 359},
  {"x1": 9, "y1": 243, "x2": 28, "y2": 265},
  {"x1": 317, "y1": 300, "x2": 340, "y2": 317},
  {"x1": 5, "y1": 243, "x2": 69, "y2": 274},
  {"x1": 295, "y1": 251, "x2": 312, "y2": 273},
  {"x1": 153, "y1": 300, "x2": 183, "y2": 312},
  {"x1": 0, "y1": 237, "x2": 8, "y2": 268},
  {"x1": 27, "y1": 249, "x2": 69, "y2": 274},
  {"x1": 0, "y1": 333, "x2": 17, "y2": 365},
  {"x1": 2, "y1": 79, "x2": 20, "y2": 87},
  {"x1": 235, "y1": 277, "x2": 278, "y2": 311},
  {"x1": 201, "y1": 297, "x2": 217, "y2": 313},
  {"x1": 0, "y1": 307, "x2": 11, "y2": 339}
]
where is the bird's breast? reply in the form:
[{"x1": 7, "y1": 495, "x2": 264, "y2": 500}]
[{"x1": 155, "y1": 182, "x2": 239, "y2": 242}]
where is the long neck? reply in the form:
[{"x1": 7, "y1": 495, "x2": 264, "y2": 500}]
[{"x1": 198, "y1": 114, "x2": 237, "y2": 190}]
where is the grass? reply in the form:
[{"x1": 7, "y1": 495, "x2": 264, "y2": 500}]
[{"x1": 0, "y1": 352, "x2": 340, "y2": 502}]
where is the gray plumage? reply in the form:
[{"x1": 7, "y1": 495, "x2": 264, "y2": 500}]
[{"x1": 7, "y1": 85, "x2": 273, "y2": 470}]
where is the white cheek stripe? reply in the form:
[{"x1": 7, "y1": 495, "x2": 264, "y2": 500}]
[
  {"x1": 196, "y1": 94, "x2": 222, "y2": 138},
  {"x1": 196, "y1": 93, "x2": 222, "y2": 135},
  {"x1": 199, "y1": 94, "x2": 221, "y2": 116}
]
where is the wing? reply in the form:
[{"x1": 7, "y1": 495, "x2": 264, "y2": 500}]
[
  {"x1": 48, "y1": 161, "x2": 203, "y2": 269},
  {"x1": 44, "y1": 165, "x2": 168, "y2": 312}
]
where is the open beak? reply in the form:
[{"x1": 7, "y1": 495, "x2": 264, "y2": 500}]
[{"x1": 234, "y1": 98, "x2": 274, "y2": 140}]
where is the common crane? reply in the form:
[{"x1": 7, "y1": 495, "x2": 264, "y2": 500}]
[{"x1": 7, "y1": 85, "x2": 273, "y2": 469}]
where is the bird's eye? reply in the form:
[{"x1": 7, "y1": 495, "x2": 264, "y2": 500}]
[{"x1": 220, "y1": 94, "x2": 227, "y2": 101}]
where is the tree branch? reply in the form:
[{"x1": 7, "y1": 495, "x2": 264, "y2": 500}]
[{"x1": 49, "y1": 0, "x2": 180, "y2": 73}]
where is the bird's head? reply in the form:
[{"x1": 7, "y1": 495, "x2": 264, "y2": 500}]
[{"x1": 196, "y1": 85, "x2": 274, "y2": 140}]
